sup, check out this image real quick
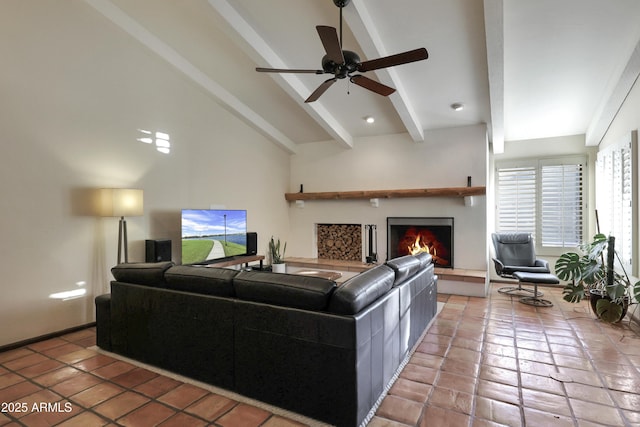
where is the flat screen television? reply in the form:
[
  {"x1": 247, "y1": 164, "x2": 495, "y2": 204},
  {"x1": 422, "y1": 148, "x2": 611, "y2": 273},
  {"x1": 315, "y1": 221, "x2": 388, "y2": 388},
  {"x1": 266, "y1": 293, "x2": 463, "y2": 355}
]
[{"x1": 181, "y1": 209, "x2": 247, "y2": 264}]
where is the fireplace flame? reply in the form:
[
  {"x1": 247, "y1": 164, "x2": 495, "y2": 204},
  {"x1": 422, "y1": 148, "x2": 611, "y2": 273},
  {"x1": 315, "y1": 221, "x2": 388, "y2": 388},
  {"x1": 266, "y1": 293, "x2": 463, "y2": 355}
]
[
  {"x1": 408, "y1": 235, "x2": 436, "y2": 257},
  {"x1": 394, "y1": 225, "x2": 450, "y2": 266}
]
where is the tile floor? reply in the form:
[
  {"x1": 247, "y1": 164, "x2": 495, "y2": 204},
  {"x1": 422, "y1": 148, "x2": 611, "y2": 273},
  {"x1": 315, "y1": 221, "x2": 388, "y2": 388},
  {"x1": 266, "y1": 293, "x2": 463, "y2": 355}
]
[{"x1": 1, "y1": 283, "x2": 639, "y2": 426}]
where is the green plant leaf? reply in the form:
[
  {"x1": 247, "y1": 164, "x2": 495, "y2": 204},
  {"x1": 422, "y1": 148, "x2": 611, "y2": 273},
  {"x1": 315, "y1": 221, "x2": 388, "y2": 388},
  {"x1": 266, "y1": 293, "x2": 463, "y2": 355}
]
[
  {"x1": 585, "y1": 234, "x2": 608, "y2": 261},
  {"x1": 268, "y1": 236, "x2": 286, "y2": 264},
  {"x1": 562, "y1": 282, "x2": 585, "y2": 303},
  {"x1": 580, "y1": 258, "x2": 604, "y2": 284},
  {"x1": 555, "y1": 253, "x2": 582, "y2": 281},
  {"x1": 595, "y1": 298, "x2": 624, "y2": 323}
]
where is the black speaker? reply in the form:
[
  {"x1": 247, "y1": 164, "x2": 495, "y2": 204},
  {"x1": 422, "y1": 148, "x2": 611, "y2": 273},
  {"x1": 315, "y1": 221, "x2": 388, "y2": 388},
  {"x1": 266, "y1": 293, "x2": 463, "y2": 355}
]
[
  {"x1": 145, "y1": 239, "x2": 172, "y2": 262},
  {"x1": 247, "y1": 232, "x2": 257, "y2": 255}
]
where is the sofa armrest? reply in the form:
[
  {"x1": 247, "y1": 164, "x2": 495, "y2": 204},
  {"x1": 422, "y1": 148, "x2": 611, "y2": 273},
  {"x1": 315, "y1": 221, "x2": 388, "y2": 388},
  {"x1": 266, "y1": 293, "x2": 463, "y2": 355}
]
[
  {"x1": 95, "y1": 294, "x2": 112, "y2": 351},
  {"x1": 493, "y1": 257, "x2": 550, "y2": 276},
  {"x1": 492, "y1": 258, "x2": 505, "y2": 276},
  {"x1": 535, "y1": 259, "x2": 550, "y2": 271},
  {"x1": 111, "y1": 261, "x2": 174, "y2": 287}
]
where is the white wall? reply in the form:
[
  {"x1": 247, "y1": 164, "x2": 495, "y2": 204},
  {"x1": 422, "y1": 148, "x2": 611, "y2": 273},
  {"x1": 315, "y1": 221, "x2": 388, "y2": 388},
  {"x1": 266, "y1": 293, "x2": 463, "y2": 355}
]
[
  {"x1": 289, "y1": 125, "x2": 488, "y2": 270},
  {"x1": 599, "y1": 75, "x2": 640, "y2": 150},
  {"x1": 0, "y1": 2, "x2": 290, "y2": 346},
  {"x1": 497, "y1": 134, "x2": 591, "y2": 159}
]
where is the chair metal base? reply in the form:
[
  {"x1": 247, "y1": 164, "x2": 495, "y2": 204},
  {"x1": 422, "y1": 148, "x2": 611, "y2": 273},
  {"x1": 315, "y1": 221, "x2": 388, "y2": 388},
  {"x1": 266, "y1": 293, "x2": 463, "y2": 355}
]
[
  {"x1": 520, "y1": 295, "x2": 553, "y2": 307},
  {"x1": 497, "y1": 284, "x2": 543, "y2": 297},
  {"x1": 518, "y1": 280, "x2": 553, "y2": 307}
]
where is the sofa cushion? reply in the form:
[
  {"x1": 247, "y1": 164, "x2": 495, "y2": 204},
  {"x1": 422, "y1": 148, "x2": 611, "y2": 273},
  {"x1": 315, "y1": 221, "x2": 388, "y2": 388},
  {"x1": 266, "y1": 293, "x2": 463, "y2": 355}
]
[
  {"x1": 414, "y1": 252, "x2": 433, "y2": 268},
  {"x1": 165, "y1": 266, "x2": 239, "y2": 297},
  {"x1": 386, "y1": 255, "x2": 422, "y2": 285},
  {"x1": 111, "y1": 262, "x2": 174, "y2": 287},
  {"x1": 233, "y1": 271, "x2": 337, "y2": 311},
  {"x1": 328, "y1": 264, "x2": 395, "y2": 315}
]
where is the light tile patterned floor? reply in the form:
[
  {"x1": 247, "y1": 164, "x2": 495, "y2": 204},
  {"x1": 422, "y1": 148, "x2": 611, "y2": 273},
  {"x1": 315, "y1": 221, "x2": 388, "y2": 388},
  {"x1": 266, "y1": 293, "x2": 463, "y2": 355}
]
[{"x1": 1, "y1": 283, "x2": 639, "y2": 426}]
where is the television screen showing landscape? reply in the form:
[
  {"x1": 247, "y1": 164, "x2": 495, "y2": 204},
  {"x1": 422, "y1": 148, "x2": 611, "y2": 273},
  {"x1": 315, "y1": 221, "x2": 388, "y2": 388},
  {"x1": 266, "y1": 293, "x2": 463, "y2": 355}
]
[{"x1": 181, "y1": 209, "x2": 247, "y2": 264}]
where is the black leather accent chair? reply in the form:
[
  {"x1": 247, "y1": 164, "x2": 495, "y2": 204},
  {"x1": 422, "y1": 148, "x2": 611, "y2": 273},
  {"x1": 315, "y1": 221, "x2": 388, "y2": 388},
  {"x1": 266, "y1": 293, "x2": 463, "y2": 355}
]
[{"x1": 491, "y1": 232, "x2": 549, "y2": 296}]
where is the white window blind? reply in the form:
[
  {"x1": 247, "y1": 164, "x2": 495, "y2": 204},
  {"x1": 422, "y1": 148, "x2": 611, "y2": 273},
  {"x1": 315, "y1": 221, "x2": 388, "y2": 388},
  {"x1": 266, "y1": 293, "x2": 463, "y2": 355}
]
[
  {"x1": 596, "y1": 136, "x2": 635, "y2": 272},
  {"x1": 540, "y1": 162, "x2": 584, "y2": 247},
  {"x1": 496, "y1": 166, "x2": 536, "y2": 235},
  {"x1": 496, "y1": 156, "x2": 586, "y2": 250}
]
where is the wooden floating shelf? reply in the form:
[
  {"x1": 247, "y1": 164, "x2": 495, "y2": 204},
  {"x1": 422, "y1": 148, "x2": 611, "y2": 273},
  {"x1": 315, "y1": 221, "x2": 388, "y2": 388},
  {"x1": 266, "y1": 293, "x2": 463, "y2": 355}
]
[{"x1": 285, "y1": 186, "x2": 486, "y2": 201}]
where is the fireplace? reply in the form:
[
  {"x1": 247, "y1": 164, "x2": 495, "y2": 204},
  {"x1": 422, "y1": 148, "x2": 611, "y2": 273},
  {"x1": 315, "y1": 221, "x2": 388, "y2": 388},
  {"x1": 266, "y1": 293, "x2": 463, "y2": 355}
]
[{"x1": 387, "y1": 217, "x2": 453, "y2": 268}]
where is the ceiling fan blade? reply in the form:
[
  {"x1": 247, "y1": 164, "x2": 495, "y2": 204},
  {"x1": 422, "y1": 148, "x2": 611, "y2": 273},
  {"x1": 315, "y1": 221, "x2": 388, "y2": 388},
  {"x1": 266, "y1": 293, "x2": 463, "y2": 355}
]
[
  {"x1": 358, "y1": 48, "x2": 428, "y2": 72},
  {"x1": 316, "y1": 26, "x2": 345, "y2": 65},
  {"x1": 305, "y1": 78, "x2": 337, "y2": 103},
  {"x1": 256, "y1": 67, "x2": 324, "y2": 74},
  {"x1": 350, "y1": 75, "x2": 396, "y2": 96}
]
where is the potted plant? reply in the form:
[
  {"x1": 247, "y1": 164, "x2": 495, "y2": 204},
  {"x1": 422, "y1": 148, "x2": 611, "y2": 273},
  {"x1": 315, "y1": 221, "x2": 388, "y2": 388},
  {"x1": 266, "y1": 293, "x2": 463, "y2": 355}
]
[
  {"x1": 269, "y1": 236, "x2": 287, "y2": 273},
  {"x1": 555, "y1": 233, "x2": 640, "y2": 323}
]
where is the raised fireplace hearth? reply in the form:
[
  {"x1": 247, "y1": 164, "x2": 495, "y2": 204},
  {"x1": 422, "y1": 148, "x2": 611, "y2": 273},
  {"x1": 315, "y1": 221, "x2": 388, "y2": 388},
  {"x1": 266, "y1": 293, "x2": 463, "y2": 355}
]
[{"x1": 387, "y1": 217, "x2": 453, "y2": 267}]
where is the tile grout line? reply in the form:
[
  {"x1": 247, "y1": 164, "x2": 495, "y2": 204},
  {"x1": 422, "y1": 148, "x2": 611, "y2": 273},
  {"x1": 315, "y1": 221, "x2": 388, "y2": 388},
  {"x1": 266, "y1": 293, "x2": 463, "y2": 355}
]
[
  {"x1": 507, "y1": 293, "x2": 529, "y2": 426},
  {"x1": 569, "y1": 306, "x2": 636, "y2": 427},
  {"x1": 1, "y1": 333, "x2": 246, "y2": 427},
  {"x1": 1, "y1": 335, "x2": 115, "y2": 426},
  {"x1": 3, "y1": 288, "x2": 639, "y2": 427},
  {"x1": 468, "y1": 292, "x2": 488, "y2": 427},
  {"x1": 538, "y1": 294, "x2": 580, "y2": 427}
]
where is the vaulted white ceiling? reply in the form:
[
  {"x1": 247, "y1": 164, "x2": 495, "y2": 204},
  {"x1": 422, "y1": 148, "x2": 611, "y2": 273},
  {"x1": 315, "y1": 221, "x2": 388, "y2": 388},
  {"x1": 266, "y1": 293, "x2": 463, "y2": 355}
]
[{"x1": 87, "y1": 0, "x2": 640, "y2": 154}]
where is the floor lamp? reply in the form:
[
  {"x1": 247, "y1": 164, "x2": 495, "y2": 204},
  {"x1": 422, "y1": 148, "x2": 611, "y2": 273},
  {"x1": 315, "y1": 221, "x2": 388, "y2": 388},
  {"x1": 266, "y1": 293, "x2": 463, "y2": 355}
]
[{"x1": 99, "y1": 188, "x2": 144, "y2": 264}]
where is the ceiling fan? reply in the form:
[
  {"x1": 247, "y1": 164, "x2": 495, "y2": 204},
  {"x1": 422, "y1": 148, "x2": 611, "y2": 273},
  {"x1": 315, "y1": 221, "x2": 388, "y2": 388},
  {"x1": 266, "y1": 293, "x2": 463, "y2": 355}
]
[{"x1": 255, "y1": 0, "x2": 429, "y2": 103}]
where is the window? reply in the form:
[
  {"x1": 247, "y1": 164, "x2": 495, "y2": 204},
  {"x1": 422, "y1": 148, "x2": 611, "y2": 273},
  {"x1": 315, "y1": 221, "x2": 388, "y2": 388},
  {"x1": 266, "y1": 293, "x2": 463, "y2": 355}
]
[
  {"x1": 540, "y1": 161, "x2": 584, "y2": 247},
  {"x1": 496, "y1": 156, "x2": 586, "y2": 251},
  {"x1": 496, "y1": 165, "x2": 536, "y2": 235},
  {"x1": 596, "y1": 134, "x2": 636, "y2": 274}
]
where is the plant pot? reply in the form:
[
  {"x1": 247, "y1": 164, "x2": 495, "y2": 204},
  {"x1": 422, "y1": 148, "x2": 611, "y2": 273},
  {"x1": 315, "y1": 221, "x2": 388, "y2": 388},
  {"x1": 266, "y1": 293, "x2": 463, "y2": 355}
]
[
  {"x1": 272, "y1": 263, "x2": 286, "y2": 273},
  {"x1": 588, "y1": 289, "x2": 629, "y2": 323}
]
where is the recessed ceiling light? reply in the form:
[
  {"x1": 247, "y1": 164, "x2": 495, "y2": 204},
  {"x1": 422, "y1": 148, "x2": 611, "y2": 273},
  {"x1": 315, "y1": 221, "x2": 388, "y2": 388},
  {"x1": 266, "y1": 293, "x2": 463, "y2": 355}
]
[
  {"x1": 364, "y1": 116, "x2": 375, "y2": 124},
  {"x1": 451, "y1": 103, "x2": 464, "y2": 112}
]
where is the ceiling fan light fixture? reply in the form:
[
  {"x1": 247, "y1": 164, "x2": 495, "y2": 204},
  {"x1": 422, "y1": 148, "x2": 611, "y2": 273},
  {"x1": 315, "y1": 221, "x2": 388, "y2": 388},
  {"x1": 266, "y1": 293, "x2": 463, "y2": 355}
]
[{"x1": 451, "y1": 103, "x2": 464, "y2": 111}]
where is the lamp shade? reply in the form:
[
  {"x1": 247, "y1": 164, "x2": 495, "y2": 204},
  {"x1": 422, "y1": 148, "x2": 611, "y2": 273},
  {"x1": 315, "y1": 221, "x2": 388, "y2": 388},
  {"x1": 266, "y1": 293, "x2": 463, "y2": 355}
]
[{"x1": 98, "y1": 188, "x2": 144, "y2": 217}]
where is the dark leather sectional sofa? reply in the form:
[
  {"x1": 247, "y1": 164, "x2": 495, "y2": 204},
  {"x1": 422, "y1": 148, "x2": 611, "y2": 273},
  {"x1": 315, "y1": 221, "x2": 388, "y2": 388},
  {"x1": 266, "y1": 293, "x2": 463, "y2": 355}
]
[{"x1": 95, "y1": 253, "x2": 438, "y2": 427}]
